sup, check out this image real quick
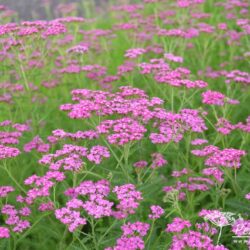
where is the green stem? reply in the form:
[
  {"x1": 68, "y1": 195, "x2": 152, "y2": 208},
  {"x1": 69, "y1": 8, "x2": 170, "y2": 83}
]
[
  {"x1": 90, "y1": 218, "x2": 98, "y2": 250},
  {"x1": 145, "y1": 220, "x2": 155, "y2": 247},
  {"x1": 1, "y1": 165, "x2": 26, "y2": 193}
]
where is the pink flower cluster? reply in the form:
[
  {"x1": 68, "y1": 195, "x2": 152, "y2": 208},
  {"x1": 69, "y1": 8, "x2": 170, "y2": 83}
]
[
  {"x1": 0, "y1": 120, "x2": 29, "y2": 159},
  {"x1": 0, "y1": 226, "x2": 10, "y2": 238},
  {"x1": 232, "y1": 219, "x2": 250, "y2": 237},
  {"x1": 23, "y1": 136, "x2": 50, "y2": 153},
  {"x1": 55, "y1": 181, "x2": 143, "y2": 231},
  {"x1": 139, "y1": 59, "x2": 208, "y2": 88},
  {"x1": 112, "y1": 184, "x2": 143, "y2": 219},
  {"x1": 22, "y1": 171, "x2": 65, "y2": 204},
  {"x1": 216, "y1": 116, "x2": 250, "y2": 135},
  {"x1": 192, "y1": 145, "x2": 246, "y2": 168},
  {"x1": 164, "y1": 173, "x2": 215, "y2": 196},
  {"x1": 55, "y1": 206, "x2": 87, "y2": 232},
  {"x1": 125, "y1": 48, "x2": 146, "y2": 58},
  {"x1": 1, "y1": 204, "x2": 31, "y2": 233},
  {"x1": 195, "y1": 222, "x2": 218, "y2": 235},
  {"x1": 201, "y1": 90, "x2": 239, "y2": 106},
  {"x1": 150, "y1": 109, "x2": 207, "y2": 144},
  {"x1": 164, "y1": 53, "x2": 183, "y2": 63},
  {"x1": 50, "y1": 129, "x2": 99, "y2": 142},
  {"x1": 169, "y1": 230, "x2": 227, "y2": 250},
  {"x1": 97, "y1": 118, "x2": 147, "y2": 145},
  {"x1": 191, "y1": 138, "x2": 208, "y2": 145},
  {"x1": 148, "y1": 205, "x2": 164, "y2": 219},
  {"x1": 0, "y1": 186, "x2": 14, "y2": 197},
  {"x1": 106, "y1": 221, "x2": 150, "y2": 250},
  {"x1": 67, "y1": 44, "x2": 89, "y2": 54},
  {"x1": 0, "y1": 144, "x2": 20, "y2": 160},
  {"x1": 205, "y1": 148, "x2": 246, "y2": 169},
  {"x1": 39, "y1": 144, "x2": 110, "y2": 171},
  {"x1": 151, "y1": 153, "x2": 167, "y2": 169},
  {"x1": 166, "y1": 217, "x2": 191, "y2": 233},
  {"x1": 0, "y1": 120, "x2": 29, "y2": 145},
  {"x1": 177, "y1": 0, "x2": 205, "y2": 8},
  {"x1": 56, "y1": 180, "x2": 113, "y2": 231},
  {"x1": 133, "y1": 160, "x2": 148, "y2": 168}
]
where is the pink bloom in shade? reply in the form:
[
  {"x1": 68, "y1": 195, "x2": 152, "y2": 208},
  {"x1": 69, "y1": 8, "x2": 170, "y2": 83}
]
[
  {"x1": 122, "y1": 222, "x2": 150, "y2": 237},
  {"x1": 0, "y1": 227, "x2": 10, "y2": 238},
  {"x1": 216, "y1": 118, "x2": 236, "y2": 135},
  {"x1": 195, "y1": 222, "x2": 218, "y2": 235},
  {"x1": 171, "y1": 168, "x2": 188, "y2": 177},
  {"x1": 151, "y1": 153, "x2": 167, "y2": 169},
  {"x1": 245, "y1": 193, "x2": 250, "y2": 200},
  {"x1": 12, "y1": 123, "x2": 30, "y2": 132},
  {"x1": 125, "y1": 48, "x2": 146, "y2": 58},
  {"x1": 117, "y1": 61, "x2": 136, "y2": 76},
  {"x1": 191, "y1": 138, "x2": 208, "y2": 145},
  {"x1": 236, "y1": 116, "x2": 250, "y2": 133},
  {"x1": 217, "y1": 23, "x2": 227, "y2": 30},
  {"x1": 38, "y1": 202, "x2": 54, "y2": 212},
  {"x1": 133, "y1": 160, "x2": 148, "y2": 168},
  {"x1": 164, "y1": 53, "x2": 183, "y2": 63},
  {"x1": 41, "y1": 21, "x2": 67, "y2": 38},
  {"x1": 166, "y1": 217, "x2": 191, "y2": 233},
  {"x1": 148, "y1": 205, "x2": 164, "y2": 219},
  {"x1": 23, "y1": 136, "x2": 50, "y2": 153},
  {"x1": 0, "y1": 120, "x2": 12, "y2": 127},
  {"x1": 0, "y1": 186, "x2": 14, "y2": 197},
  {"x1": 202, "y1": 168, "x2": 224, "y2": 183},
  {"x1": 17, "y1": 27, "x2": 39, "y2": 36},
  {"x1": 191, "y1": 145, "x2": 219, "y2": 157},
  {"x1": 67, "y1": 44, "x2": 89, "y2": 54},
  {"x1": 47, "y1": 136, "x2": 58, "y2": 144},
  {"x1": 162, "y1": 186, "x2": 174, "y2": 193},
  {"x1": 178, "y1": 192, "x2": 186, "y2": 201}
]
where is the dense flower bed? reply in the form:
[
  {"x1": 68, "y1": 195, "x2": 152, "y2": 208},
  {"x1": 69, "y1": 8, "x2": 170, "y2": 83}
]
[{"x1": 0, "y1": 0, "x2": 249, "y2": 249}]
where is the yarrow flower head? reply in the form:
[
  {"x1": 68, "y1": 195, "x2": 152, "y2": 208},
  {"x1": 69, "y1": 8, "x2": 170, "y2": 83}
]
[
  {"x1": 112, "y1": 184, "x2": 143, "y2": 219},
  {"x1": 164, "y1": 53, "x2": 183, "y2": 63},
  {"x1": 0, "y1": 186, "x2": 14, "y2": 197},
  {"x1": 105, "y1": 221, "x2": 150, "y2": 250},
  {"x1": 67, "y1": 44, "x2": 89, "y2": 54},
  {"x1": 201, "y1": 90, "x2": 239, "y2": 106},
  {"x1": 133, "y1": 160, "x2": 148, "y2": 168},
  {"x1": 245, "y1": 193, "x2": 250, "y2": 200},
  {"x1": 166, "y1": 217, "x2": 192, "y2": 233},
  {"x1": 0, "y1": 227, "x2": 10, "y2": 238},
  {"x1": 148, "y1": 205, "x2": 164, "y2": 219},
  {"x1": 125, "y1": 48, "x2": 146, "y2": 58}
]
